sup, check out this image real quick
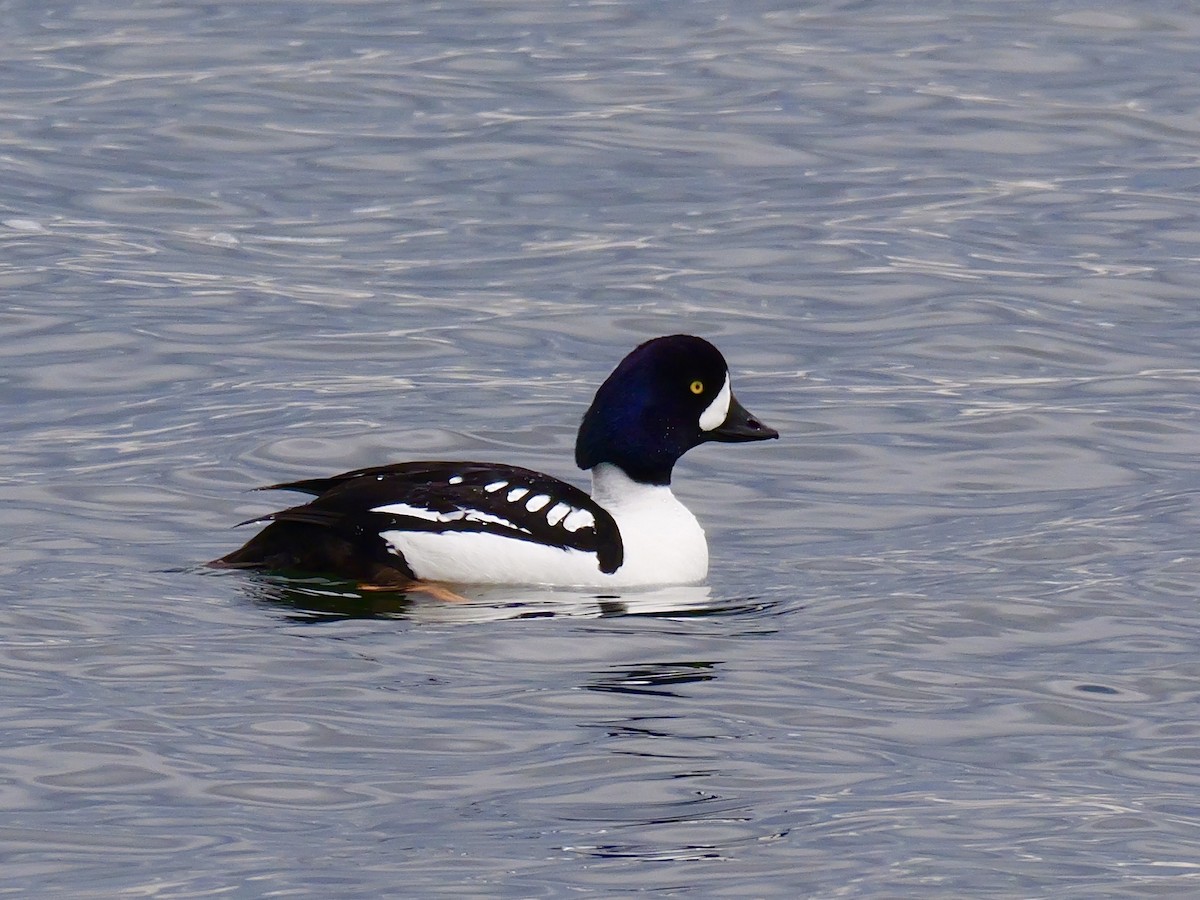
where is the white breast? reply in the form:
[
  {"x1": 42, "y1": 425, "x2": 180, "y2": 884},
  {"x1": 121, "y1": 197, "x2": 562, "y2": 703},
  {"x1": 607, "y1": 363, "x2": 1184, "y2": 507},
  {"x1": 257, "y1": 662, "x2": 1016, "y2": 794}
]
[
  {"x1": 587, "y1": 463, "x2": 709, "y2": 586},
  {"x1": 381, "y1": 463, "x2": 708, "y2": 588}
]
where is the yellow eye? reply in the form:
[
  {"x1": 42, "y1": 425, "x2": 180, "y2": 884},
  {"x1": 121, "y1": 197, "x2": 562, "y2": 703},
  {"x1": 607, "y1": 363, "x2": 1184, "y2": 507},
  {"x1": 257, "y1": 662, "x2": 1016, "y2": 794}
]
[{"x1": 689, "y1": 380, "x2": 704, "y2": 395}]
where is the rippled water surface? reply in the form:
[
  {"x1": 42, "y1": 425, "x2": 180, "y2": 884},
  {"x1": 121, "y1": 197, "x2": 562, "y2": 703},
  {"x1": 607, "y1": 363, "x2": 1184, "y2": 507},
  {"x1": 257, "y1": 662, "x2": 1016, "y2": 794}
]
[{"x1": 4, "y1": 0, "x2": 1200, "y2": 895}]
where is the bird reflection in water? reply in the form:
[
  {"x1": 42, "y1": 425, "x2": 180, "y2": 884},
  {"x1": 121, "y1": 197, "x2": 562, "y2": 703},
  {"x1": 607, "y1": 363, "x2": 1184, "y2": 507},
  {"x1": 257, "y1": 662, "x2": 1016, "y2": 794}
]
[{"x1": 222, "y1": 573, "x2": 767, "y2": 624}]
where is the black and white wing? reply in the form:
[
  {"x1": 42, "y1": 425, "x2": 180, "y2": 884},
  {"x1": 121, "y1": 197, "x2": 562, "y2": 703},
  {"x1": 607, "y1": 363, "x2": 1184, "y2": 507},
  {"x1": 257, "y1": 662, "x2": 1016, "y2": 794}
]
[{"x1": 246, "y1": 461, "x2": 624, "y2": 575}]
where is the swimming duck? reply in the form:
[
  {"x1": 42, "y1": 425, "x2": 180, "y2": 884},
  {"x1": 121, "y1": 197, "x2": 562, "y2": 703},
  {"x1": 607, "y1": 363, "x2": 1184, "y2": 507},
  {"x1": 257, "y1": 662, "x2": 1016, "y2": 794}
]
[{"x1": 212, "y1": 334, "x2": 778, "y2": 588}]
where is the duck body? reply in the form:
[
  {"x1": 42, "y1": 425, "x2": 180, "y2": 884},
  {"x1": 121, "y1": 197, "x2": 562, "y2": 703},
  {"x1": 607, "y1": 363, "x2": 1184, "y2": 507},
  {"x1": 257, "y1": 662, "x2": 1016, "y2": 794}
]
[{"x1": 213, "y1": 335, "x2": 777, "y2": 588}]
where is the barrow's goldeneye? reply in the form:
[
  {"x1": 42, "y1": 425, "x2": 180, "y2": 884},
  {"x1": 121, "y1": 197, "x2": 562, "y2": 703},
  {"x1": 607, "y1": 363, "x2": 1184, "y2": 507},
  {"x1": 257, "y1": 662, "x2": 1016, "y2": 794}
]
[{"x1": 211, "y1": 334, "x2": 778, "y2": 588}]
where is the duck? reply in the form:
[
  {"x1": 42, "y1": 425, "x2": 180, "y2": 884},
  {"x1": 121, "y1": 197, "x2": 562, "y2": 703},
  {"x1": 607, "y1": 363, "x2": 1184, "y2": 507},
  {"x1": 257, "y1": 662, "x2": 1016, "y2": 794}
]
[{"x1": 211, "y1": 334, "x2": 778, "y2": 589}]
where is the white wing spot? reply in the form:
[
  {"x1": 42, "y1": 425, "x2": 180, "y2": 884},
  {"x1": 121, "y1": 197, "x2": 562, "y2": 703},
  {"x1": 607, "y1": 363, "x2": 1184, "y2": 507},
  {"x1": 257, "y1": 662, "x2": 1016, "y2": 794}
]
[
  {"x1": 372, "y1": 502, "x2": 465, "y2": 523},
  {"x1": 448, "y1": 475, "x2": 464, "y2": 485},
  {"x1": 525, "y1": 494, "x2": 551, "y2": 512},
  {"x1": 545, "y1": 502, "x2": 572, "y2": 526},
  {"x1": 465, "y1": 510, "x2": 528, "y2": 532},
  {"x1": 374, "y1": 502, "x2": 529, "y2": 533},
  {"x1": 484, "y1": 481, "x2": 507, "y2": 493},
  {"x1": 506, "y1": 487, "x2": 529, "y2": 502},
  {"x1": 561, "y1": 508, "x2": 596, "y2": 533}
]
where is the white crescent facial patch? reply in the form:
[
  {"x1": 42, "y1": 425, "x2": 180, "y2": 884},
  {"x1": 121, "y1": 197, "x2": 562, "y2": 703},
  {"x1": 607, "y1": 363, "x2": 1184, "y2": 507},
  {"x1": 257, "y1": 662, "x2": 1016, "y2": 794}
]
[{"x1": 698, "y1": 374, "x2": 732, "y2": 431}]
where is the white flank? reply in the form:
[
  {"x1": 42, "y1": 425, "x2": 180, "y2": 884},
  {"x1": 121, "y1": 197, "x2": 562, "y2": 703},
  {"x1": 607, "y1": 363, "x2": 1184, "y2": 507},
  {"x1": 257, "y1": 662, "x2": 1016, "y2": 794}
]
[
  {"x1": 382, "y1": 462, "x2": 708, "y2": 588},
  {"x1": 382, "y1": 529, "x2": 608, "y2": 586},
  {"x1": 698, "y1": 373, "x2": 732, "y2": 431}
]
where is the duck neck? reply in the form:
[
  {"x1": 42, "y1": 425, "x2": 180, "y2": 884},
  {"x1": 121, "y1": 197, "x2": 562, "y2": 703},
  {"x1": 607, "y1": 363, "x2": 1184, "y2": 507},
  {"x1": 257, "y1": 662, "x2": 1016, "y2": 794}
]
[{"x1": 589, "y1": 462, "x2": 675, "y2": 509}]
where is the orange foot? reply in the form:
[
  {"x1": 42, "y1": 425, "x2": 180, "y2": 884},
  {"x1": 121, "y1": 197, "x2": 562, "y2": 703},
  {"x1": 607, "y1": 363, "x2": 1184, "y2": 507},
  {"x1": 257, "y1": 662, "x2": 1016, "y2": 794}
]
[{"x1": 358, "y1": 580, "x2": 470, "y2": 603}]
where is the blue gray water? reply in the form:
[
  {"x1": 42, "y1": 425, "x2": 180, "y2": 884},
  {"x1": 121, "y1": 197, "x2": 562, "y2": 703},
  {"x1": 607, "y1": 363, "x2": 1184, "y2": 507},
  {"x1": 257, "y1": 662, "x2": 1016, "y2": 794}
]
[{"x1": 3, "y1": 0, "x2": 1200, "y2": 895}]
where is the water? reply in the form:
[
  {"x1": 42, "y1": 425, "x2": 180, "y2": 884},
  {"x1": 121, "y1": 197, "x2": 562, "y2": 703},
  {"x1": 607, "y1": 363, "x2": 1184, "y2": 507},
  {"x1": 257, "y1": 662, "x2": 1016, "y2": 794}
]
[{"x1": 3, "y1": 0, "x2": 1200, "y2": 895}]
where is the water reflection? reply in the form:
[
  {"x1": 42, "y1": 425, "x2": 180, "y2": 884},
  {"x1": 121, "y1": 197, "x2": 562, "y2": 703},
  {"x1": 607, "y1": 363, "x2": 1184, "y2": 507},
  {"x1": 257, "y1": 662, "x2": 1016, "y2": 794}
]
[
  {"x1": 584, "y1": 660, "x2": 720, "y2": 698},
  {"x1": 223, "y1": 572, "x2": 749, "y2": 623}
]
